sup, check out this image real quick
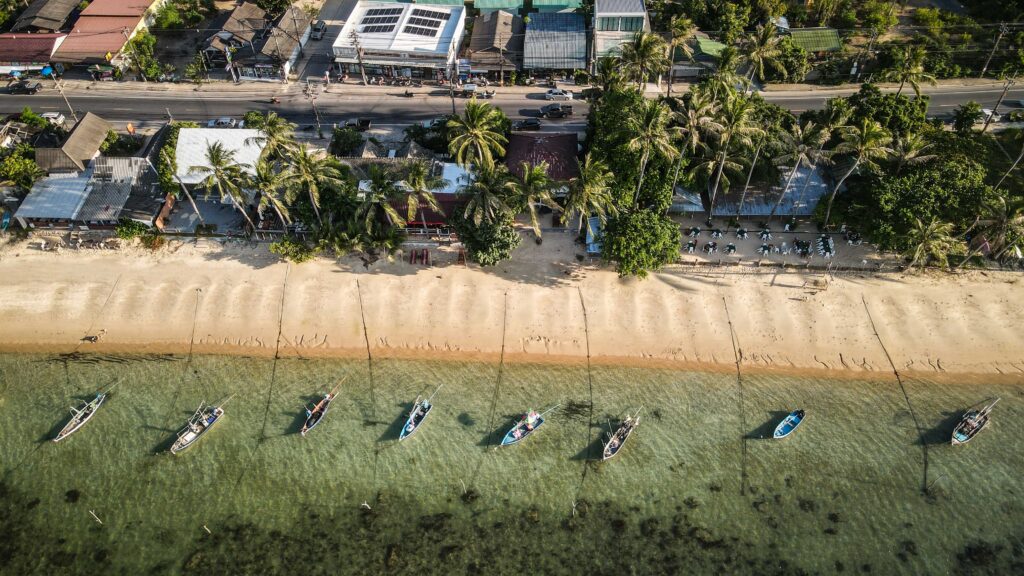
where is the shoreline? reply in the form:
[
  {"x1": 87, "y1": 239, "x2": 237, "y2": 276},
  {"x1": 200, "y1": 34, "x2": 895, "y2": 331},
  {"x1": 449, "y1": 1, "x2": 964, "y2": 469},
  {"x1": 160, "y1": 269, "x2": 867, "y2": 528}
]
[{"x1": 1, "y1": 234, "x2": 1023, "y2": 386}]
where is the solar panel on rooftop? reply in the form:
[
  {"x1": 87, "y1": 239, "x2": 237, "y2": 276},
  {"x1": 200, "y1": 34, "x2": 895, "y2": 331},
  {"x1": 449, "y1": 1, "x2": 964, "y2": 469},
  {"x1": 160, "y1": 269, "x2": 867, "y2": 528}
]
[
  {"x1": 411, "y1": 8, "x2": 450, "y2": 20},
  {"x1": 407, "y1": 16, "x2": 441, "y2": 28},
  {"x1": 403, "y1": 25, "x2": 438, "y2": 37},
  {"x1": 361, "y1": 24, "x2": 396, "y2": 33},
  {"x1": 364, "y1": 7, "x2": 402, "y2": 16}
]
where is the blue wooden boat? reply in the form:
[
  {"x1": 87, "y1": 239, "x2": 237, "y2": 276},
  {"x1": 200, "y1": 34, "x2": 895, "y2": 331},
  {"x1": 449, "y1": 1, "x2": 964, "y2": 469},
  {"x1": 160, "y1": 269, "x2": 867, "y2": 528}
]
[
  {"x1": 952, "y1": 398, "x2": 999, "y2": 446},
  {"x1": 300, "y1": 393, "x2": 334, "y2": 436},
  {"x1": 171, "y1": 402, "x2": 224, "y2": 454},
  {"x1": 399, "y1": 385, "x2": 442, "y2": 441},
  {"x1": 773, "y1": 410, "x2": 805, "y2": 439}
]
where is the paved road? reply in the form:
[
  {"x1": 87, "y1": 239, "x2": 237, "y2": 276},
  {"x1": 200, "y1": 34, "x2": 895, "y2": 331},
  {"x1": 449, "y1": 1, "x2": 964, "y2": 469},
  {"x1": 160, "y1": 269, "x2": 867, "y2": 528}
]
[{"x1": 1, "y1": 82, "x2": 1022, "y2": 127}]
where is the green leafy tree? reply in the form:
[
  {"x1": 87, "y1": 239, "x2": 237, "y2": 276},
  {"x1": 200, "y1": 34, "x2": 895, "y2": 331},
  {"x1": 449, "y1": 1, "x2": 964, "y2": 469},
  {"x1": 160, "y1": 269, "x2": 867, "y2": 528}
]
[
  {"x1": 601, "y1": 209, "x2": 682, "y2": 278},
  {"x1": 270, "y1": 235, "x2": 321, "y2": 263},
  {"x1": 0, "y1": 150, "x2": 43, "y2": 190},
  {"x1": 507, "y1": 161, "x2": 560, "y2": 238},
  {"x1": 845, "y1": 84, "x2": 927, "y2": 140},
  {"x1": 289, "y1": 144, "x2": 345, "y2": 225},
  {"x1": 565, "y1": 154, "x2": 616, "y2": 237},
  {"x1": 188, "y1": 141, "x2": 255, "y2": 231},
  {"x1": 594, "y1": 55, "x2": 626, "y2": 92},
  {"x1": 884, "y1": 46, "x2": 936, "y2": 98},
  {"x1": 765, "y1": 36, "x2": 809, "y2": 83},
  {"x1": 329, "y1": 127, "x2": 364, "y2": 157},
  {"x1": 666, "y1": 16, "x2": 695, "y2": 98},
  {"x1": 770, "y1": 120, "x2": 826, "y2": 221},
  {"x1": 952, "y1": 101, "x2": 983, "y2": 136},
  {"x1": 357, "y1": 165, "x2": 406, "y2": 233},
  {"x1": 251, "y1": 158, "x2": 296, "y2": 227},
  {"x1": 245, "y1": 111, "x2": 296, "y2": 160},
  {"x1": 447, "y1": 101, "x2": 508, "y2": 167},
  {"x1": 904, "y1": 217, "x2": 961, "y2": 269},
  {"x1": 618, "y1": 31, "x2": 670, "y2": 90},
  {"x1": 460, "y1": 160, "x2": 513, "y2": 226},
  {"x1": 703, "y1": 95, "x2": 761, "y2": 218},
  {"x1": 451, "y1": 211, "x2": 521, "y2": 266},
  {"x1": 824, "y1": 119, "x2": 893, "y2": 228}
]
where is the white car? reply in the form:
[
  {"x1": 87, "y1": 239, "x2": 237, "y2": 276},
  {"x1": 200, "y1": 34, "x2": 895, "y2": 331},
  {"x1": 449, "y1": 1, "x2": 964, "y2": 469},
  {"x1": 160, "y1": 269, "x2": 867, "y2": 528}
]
[
  {"x1": 207, "y1": 117, "x2": 238, "y2": 128},
  {"x1": 982, "y1": 109, "x2": 1001, "y2": 122},
  {"x1": 545, "y1": 88, "x2": 573, "y2": 101},
  {"x1": 41, "y1": 112, "x2": 66, "y2": 126}
]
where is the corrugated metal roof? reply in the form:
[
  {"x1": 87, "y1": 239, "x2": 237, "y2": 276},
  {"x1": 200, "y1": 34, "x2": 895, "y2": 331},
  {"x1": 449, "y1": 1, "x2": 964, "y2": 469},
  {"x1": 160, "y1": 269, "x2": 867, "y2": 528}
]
[
  {"x1": 12, "y1": 0, "x2": 79, "y2": 31},
  {"x1": 14, "y1": 173, "x2": 90, "y2": 220},
  {"x1": 474, "y1": 0, "x2": 523, "y2": 9},
  {"x1": 594, "y1": 0, "x2": 645, "y2": 14},
  {"x1": 77, "y1": 158, "x2": 154, "y2": 221},
  {"x1": 35, "y1": 112, "x2": 112, "y2": 173},
  {"x1": 0, "y1": 33, "x2": 64, "y2": 61},
  {"x1": 788, "y1": 28, "x2": 841, "y2": 53},
  {"x1": 531, "y1": 0, "x2": 581, "y2": 7},
  {"x1": 523, "y1": 13, "x2": 586, "y2": 70},
  {"x1": 79, "y1": 0, "x2": 154, "y2": 17},
  {"x1": 175, "y1": 128, "x2": 266, "y2": 185},
  {"x1": 53, "y1": 16, "x2": 140, "y2": 62}
]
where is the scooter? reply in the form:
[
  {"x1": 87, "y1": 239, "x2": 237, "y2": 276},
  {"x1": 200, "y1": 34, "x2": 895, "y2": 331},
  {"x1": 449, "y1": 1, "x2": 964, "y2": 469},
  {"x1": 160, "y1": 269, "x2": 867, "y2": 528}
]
[{"x1": 400, "y1": 90, "x2": 413, "y2": 98}]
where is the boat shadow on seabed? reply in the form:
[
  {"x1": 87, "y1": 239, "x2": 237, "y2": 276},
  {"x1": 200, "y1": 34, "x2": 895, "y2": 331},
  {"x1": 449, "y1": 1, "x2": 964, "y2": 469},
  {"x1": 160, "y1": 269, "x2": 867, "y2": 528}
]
[{"x1": 746, "y1": 411, "x2": 793, "y2": 440}]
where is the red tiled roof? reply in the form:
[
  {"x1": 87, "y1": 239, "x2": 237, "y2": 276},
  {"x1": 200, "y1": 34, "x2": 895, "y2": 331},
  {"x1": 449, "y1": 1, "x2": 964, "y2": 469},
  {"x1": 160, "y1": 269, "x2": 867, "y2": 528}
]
[
  {"x1": 505, "y1": 133, "x2": 580, "y2": 182},
  {"x1": 52, "y1": 16, "x2": 139, "y2": 63},
  {"x1": 79, "y1": 0, "x2": 154, "y2": 17},
  {"x1": 0, "y1": 33, "x2": 64, "y2": 62}
]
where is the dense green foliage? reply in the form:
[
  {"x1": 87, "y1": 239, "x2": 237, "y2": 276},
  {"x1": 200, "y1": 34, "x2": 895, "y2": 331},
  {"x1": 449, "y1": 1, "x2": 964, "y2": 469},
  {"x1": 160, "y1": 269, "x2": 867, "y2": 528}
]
[
  {"x1": 329, "y1": 127, "x2": 364, "y2": 157},
  {"x1": 0, "y1": 145, "x2": 43, "y2": 190},
  {"x1": 953, "y1": 101, "x2": 983, "y2": 136},
  {"x1": 156, "y1": 122, "x2": 200, "y2": 195},
  {"x1": 99, "y1": 131, "x2": 143, "y2": 156},
  {"x1": 115, "y1": 218, "x2": 151, "y2": 240},
  {"x1": 451, "y1": 211, "x2": 521, "y2": 267},
  {"x1": 18, "y1": 108, "x2": 48, "y2": 130},
  {"x1": 601, "y1": 209, "x2": 682, "y2": 278},
  {"x1": 269, "y1": 235, "x2": 321, "y2": 263},
  {"x1": 125, "y1": 31, "x2": 163, "y2": 81}
]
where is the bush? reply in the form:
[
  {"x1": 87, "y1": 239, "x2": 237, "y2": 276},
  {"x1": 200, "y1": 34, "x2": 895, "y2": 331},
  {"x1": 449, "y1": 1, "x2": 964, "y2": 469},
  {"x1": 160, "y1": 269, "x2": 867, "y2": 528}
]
[
  {"x1": 0, "y1": 145, "x2": 42, "y2": 190},
  {"x1": 154, "y1": 3, "x2": 183, "y2": 28},
  {"x1": 115, "y1": 218, "x2": 151, "y2": 240},
  {"x1": 269, "y1": 235, "x2": 321, "y2": 263},
  {"x1": 601, "y1": 208, "x2": 681, "y2": 278},
  {"x1": 952, "y1": 101, "x2": 983, "y2": 135},
  {"x1": 18, "y1": 107, "x2": 47, "y2": 130},
  {"x1": 156, "y1": 121, "x2": 200, "y2": 195},
  {"x1": 99, "y1": 130, "x2": 143, "y2": 156},
  {"x1": 329, "y1": 127, "x2": 363, "y2": 157},
  {"x1": 452, "y1": 212, "x2": 521, "y2": 266},
  {"x1": 573, "y1": 70, "x2": 590, "y2": 85}
]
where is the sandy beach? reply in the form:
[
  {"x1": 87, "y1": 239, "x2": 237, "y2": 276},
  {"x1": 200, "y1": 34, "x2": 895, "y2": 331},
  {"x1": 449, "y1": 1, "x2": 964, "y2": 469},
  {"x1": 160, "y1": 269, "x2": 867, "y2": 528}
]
[{"x1": 0, "y1": 232, "x2": 1022, "y2": 381}]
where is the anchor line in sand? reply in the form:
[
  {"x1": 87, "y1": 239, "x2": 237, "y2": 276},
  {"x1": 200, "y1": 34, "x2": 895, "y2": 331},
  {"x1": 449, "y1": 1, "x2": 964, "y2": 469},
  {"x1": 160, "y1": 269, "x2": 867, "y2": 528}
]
[
  {"x1": 355, "y1": 280, "x2": 376, "y2": 422},
  {"x1": 573, "y1": 287, "x2": 596, "y2": 503},
  {"x1": 161, "y1": 288, "x2": 202, "y2": 429},
  {"x1": 861, "y1": 294, "x2": 930, "y2": 494},
  {"x1": 722, "y1": 296, "x2": 750, "y2": 497},
  {"x1": 73, "y1": 274, "x2": 121, "y2": 353},
  {"x1": 468, "y1": 291, "x2": 508, "y2": 488},
  {"x1": 257, "y1": 264, "x2": 291, "y2": 444}
]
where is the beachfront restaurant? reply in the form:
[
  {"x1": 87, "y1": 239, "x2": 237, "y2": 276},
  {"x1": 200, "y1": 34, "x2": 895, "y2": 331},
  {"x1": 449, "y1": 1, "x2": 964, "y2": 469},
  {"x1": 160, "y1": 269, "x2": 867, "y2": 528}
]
[{"x1": 331, "y1": 0, "x2": 466, "y2": 81}]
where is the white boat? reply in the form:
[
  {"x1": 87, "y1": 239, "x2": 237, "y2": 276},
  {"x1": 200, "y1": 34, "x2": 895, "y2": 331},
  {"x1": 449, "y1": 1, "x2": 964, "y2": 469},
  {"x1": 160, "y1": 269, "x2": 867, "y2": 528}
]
[
  {"x1": 54, "y1": 393, "x2": 107, "y2": 442},
  {"x1": 171, "y1": 402, "x2": 225, "y2": 454}
]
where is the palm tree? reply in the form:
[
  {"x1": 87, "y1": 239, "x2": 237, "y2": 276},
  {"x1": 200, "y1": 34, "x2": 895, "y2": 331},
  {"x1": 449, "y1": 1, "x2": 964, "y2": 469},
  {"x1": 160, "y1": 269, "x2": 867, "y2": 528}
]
[
  {"x1": 357, "y1": 165, "x2": 406, "y2": 233},
  {"x1": 958, "y1": 194, "x2": 1024, "y2": 267},
  {"x1": 744, "y1": 25, "x2": 786, "y2": 87},
  {"x1": 704, "y1": 95, "x2": 761, "y2": 219},
  {"x1": 401, "y1": 160, "x2": 446, "y2": 225},
  {"x1": 619, "y1": 30, "x2": 670, "y2": 90},
  {"x1": 671, "y1": 91, "x2": 722, "y2": 196},
  {"x1": 460, "y1": 161, "x2": 513, "y2": 226},
  {"x1": 892, "y1": 131, "x2": 936, "y2": 176},
  {"x1": 904, "y1": 217, "x2": 960, "y2": 270},
  {"x1": 160, "y1": 147, "x2": 205, "y2": 227},
  {"x1": 251, "y1": 158, "x2": 295, "y2": 228},
  {"x1": 508, "y1": 161, "x2": 560, "y2": 238},
  {"x1": 447, "y1": 100, "x2": 508, "y2": 167},
  {"x1": 666, "y1": 16, "x2": 695, "y2": 98},
  {"x1": 824, "y1": 119, "x2": 893, "y2": 228},
  {"x1": 995, "y1": 133, "x2": 1024, "y2": 190},
  {"x1": 245, "y1": 111, "x2": 296, "y2": 160},
  {"x1": 707, "y1": 46, "x2": 748, "y2": 100},
  {"x1": 565, "y1": 154, "x2": 616, "y2": 237},
  {"x1": 289, "y1": 143, "x2": 345, "y2": 226},
  {"x1": 594, "y1": 55, "x2": 626, "y2": 92},
  {"x1": 769, "y1": 121, "x2": 826, "y2": 221},
  {"x1": 189, "y1": 141, "x2": 255, "y2": 231},
  {"x1": 886, "y1": 46, "x2": 936, "y2": 98},
  {"x1": 625, "y1": 98, "x2": 678, "y2": 206}
]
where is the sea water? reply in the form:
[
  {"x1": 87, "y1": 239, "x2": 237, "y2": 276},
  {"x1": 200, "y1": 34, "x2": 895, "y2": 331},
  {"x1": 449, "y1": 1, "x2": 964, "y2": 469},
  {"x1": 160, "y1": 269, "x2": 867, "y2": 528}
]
[{"x1": 0, "y1": 352, "x2": 1021, "y2": 575}]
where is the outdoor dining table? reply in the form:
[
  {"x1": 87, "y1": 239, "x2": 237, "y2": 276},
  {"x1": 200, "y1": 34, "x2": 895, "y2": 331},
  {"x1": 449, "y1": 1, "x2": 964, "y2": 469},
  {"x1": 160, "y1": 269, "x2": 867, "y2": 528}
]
[
  {"x1": 687, "y1": 227, "x2": 701, "y2": 237},
  {"x1": 760, "y1": 229, "x2": 772, "y2": 241},
  {"x1": 711, "y1": 229, "x2": 723, "y2": 239},
  {"x1": 736, "y1": 228, "x2": 748, "y2": 239},
  {"x1": 703, "y1": 241, "x2": 718, "y2": 253},
  {"x1": 686, "y1": 240, "x2": 696, "y2": 253},
  {"x1": 725, "y1": 243, "x2": 737, "y2": 254},
  {"x1": 758, "y1": 243, "x2": 770, "y2": 256}
]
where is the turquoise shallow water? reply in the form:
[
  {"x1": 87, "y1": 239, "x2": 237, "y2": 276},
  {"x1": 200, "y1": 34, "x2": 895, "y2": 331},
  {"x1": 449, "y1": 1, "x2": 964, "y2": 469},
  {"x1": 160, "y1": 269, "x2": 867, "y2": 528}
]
[{"x1": 0, "y1": 352, "x2": 1022, "y2": 575}]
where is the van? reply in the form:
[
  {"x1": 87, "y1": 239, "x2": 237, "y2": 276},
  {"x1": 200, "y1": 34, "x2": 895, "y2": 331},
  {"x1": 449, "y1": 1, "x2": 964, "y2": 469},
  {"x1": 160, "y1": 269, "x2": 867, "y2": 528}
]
[{"x1": 311, "y1": 20, "x2": 327, "y2": 40}]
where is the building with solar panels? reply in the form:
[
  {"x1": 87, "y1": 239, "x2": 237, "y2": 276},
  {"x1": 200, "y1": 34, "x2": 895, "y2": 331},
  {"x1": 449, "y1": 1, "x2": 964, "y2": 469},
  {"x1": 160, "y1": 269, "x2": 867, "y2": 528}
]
[{"x1": 332, "y1": 1, "x2": 466, "y2": 80}]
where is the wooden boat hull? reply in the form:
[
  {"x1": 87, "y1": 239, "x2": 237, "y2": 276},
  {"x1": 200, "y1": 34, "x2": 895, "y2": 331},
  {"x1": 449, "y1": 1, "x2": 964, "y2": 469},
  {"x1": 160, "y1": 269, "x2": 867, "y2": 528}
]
[
  {"x1": 301, "y1": 395, "x2": 333, "y2": 436},
  {"x1": 951, "y1": 412, "x2": 989, "y2": 445},
  {"x1": 773, "y1": 410, "x2": 805, "y2": 439},
  {"x1": 53, "y1": 394, "x2": 106, "y2": 443},
  {"x1": 602, "y1": 422, "x2": 636, "y2": 461},
  {"x1": 399, "y1": 403, "x2": 432, "y2": 441},
  {"x1": 171, "y1": 408, "x2": 223, "y2": 454},
  {"x1": 500, "y1": 415, "x2": 545, "y2": 446}
]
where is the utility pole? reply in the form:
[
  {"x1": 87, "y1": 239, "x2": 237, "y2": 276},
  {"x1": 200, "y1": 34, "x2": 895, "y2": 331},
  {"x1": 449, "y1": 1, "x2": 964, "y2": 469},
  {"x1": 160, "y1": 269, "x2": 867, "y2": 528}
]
[
  {"x1": 122, "y1": 28, "x2": 146, "y2": 82},
  {"x1": 983, "y1": 76, "x2": 1015, "y2": 133},
  {"x1": 50, "y1": 71, "x2": 79, "y2": 124},
  {"x1": 350, "y1": 30, "x2": 368, "y2": 85},
  {"x1": 448, "y1": 60, "x2": 457, "y2": 115},
  {"x1": 980, "y1": 23, "x2": 1008, "y2": 79},
  {"x1": 855, "y1": 30, "x2": 878, "y2": 83}
]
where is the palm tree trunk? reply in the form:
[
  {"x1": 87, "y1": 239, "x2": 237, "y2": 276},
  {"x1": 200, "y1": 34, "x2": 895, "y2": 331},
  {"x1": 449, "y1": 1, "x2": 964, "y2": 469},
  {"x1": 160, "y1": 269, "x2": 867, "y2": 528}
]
[
  {"x1": 896, "y1": 77, "x2": 905, "y2": 96},
  {"x1": 667, "y1": 45, "x2": 676, "y2": 98},
  {"x1": 308, "y1": 187, "x2": 323, "y2": 225},
  {"x1": 824, "y1": 159, "x2": 860, "y2": 229},
  {"x1": 768, "y1": 162, "x2": 800, "y2": 222},
  {"x1": 955, "y1": 244, "x2": 987, "y2": 270},
  {"x1": 708, "y1": 149, "x2": 728, "y2": 220},
  {"x1": 996, "y1": 143, "x2": 1024, "y2": 190},
  {"x1": 174, "y1": 175, "x2": 205, "y2": 227},
  {"x1": 228, "y1": 192, "x2": 256, "y2": 234},
  {"x1": 668, "y1": 149, "x2": 687, "y2": 213},
  {"x1": 737, "y1": 142, "x2": 762, "y2": 218},
  {"x1": 634, "y1": 149, "x2": 651, "y2": 207}
]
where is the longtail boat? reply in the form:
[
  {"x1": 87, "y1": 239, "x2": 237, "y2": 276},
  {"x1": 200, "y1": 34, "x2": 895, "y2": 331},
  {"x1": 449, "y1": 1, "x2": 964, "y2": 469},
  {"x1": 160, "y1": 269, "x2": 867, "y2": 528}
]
[
  {"x1": 602, "y1": 408, "x2": 642, "y2": 461},
  {"x1": 773, "y1": 410, "x2": 805, "y2": 439},
  {"x1": 952, "y1": 399, "x2": 999, "y2": 446},
  {"x1": 170, "y1": 400, "x2": 226, "y2": 454},
  {"x1": 300, "y1": 377, "x2": 347, "y2": 437},
  {"x1": 54, "y1": 392, "x2": 107, "y2": 442},
  {"x1": 399, "y1": 385, "x2": 442, "y2": 441},
  {"x1": 500, "y1": 404, "x2": 559, "y2": 447}
]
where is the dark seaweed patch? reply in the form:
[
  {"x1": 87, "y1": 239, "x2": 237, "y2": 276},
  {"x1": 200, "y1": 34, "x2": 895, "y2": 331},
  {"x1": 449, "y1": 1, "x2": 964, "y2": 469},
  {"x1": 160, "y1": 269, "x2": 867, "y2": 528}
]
[{"x1": 64, "y1": 489, "x2": 80, "y2": 503}]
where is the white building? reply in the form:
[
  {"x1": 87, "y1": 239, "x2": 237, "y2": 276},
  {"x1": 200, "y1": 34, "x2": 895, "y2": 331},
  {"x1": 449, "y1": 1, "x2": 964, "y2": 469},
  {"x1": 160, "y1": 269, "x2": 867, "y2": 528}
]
[
  {"x1": 592, "y1": 0, "x2": 648, "y2": 61},
  {"x1": 332, "y1": 1, "x2": 466, "y2": 80}
]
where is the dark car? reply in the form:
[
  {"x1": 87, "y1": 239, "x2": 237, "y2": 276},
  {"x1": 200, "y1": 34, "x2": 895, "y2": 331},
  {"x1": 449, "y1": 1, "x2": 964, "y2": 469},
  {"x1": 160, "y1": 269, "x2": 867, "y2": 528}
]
[
  {"x1": 8, "y1": 81, "x2": 41, "y2": 95},
  {"x1": 539, "y1": 103, "x2": 573, "y2": 119},
  {"x1": 513, "y1": 118, "x2": 542, "y2": 131}
]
